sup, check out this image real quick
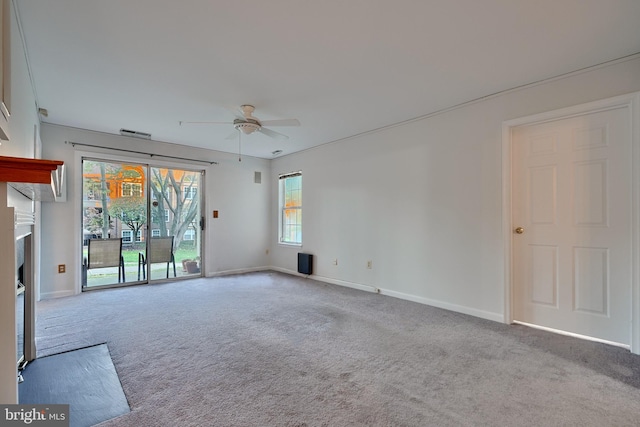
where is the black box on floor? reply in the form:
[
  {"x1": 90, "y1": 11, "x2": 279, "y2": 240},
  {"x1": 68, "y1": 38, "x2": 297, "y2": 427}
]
[{"x1": 298, "y1": 253, "x2": 313, "y2": 275}]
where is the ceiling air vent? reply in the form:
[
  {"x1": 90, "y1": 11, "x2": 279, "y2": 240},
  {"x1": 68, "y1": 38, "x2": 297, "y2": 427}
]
[{"x1": 119, "y1": 128, "x2": 151, "y2": 139}]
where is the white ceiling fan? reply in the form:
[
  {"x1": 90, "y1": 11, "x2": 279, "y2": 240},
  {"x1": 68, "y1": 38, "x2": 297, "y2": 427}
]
[{"x1": 180, "y1": 105, "x2": 300, "y2": 140}]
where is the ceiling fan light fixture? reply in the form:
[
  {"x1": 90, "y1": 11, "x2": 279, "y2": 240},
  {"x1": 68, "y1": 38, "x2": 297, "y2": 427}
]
[
  {"x1": 233, "y1": 118, "x2": 261, "y2": 135},
  {"x1": 181, "y1": 106, "x2": 297, "y2": 143}
]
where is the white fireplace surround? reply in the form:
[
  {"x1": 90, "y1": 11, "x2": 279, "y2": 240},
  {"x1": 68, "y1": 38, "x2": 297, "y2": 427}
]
[{"x1": 0, "y1": 155, "x2": 63, "y2": 404}]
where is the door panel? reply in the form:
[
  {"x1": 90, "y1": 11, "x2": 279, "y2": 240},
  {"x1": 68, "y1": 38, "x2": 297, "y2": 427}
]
[
  {"x1": 529, "y1": 244, "x2": 558, "y2": 307},
  {"x1": 148, "y1": 167, "x2": 202, "y2": 281},
  {"x1": 512, "y1": 107, "x2": 631, "y2": 345},
  {"x1": 82, "y1": 159, "x2": 147, "y2": 288}
]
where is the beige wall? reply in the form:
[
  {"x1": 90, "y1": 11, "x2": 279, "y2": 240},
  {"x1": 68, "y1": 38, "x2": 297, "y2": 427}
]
[
  {"x1": 270, "y1": 56, "x2": 640, "y2": 322},
  {"x1": 40, "y1": 125, "x2": 272, "y2": 298}
]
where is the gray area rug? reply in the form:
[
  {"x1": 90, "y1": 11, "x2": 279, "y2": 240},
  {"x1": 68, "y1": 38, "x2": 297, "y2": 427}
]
[
  {"x1": 35, "y1": 272, "x2": 640, "y2": 426},
  {"x1": 19, "y1": 344, "x2": 129, "y2": 427}
]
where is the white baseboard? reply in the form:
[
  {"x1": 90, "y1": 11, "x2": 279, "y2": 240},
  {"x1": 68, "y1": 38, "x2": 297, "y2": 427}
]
[
  {"x1": 206, "y1": 266, "x2": 270, "y2": 277},
  {"x1": 270, "y1": 267, "x2": 379, "y2": 293},
  {"x1": 39, "y1": 289, "x2": 75, "y2": 300},
  {"x1": 379, "y1": 288, "x2": 504, "y2": 323},
  {"x1": 513, "y1": 321, "x2": 630, "y2": 349},
  {"x1": 268, "y1": 267, "x2": 504, "y2": 323}
]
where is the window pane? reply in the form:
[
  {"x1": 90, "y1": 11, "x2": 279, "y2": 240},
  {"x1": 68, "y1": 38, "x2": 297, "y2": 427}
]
[{"x1": 279, "y1": 174, "x2": 302, "y2": 244}]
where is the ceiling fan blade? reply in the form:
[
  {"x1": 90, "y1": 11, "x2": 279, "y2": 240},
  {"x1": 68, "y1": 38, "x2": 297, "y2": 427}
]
[
  {"x1": 259, "y1": 127, "x2": 289, "y2": 140},
  {"x1": 260, "y1": 118, "x2": 300, "y2": 127},
  {"x1": 225, "y1": 130, "x2": 239, "y2": 140},
  {"x1": 179, "y1": 120, "x2": 232, "y2": 126}
]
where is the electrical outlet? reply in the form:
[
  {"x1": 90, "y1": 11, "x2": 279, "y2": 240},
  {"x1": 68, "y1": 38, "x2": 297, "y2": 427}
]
[
  {"x1": 367, "y1": 260, "x2": 372, "y2": 269},
  {"x1": 58, "y1": 264, "x2": 66, "y2": 273}
]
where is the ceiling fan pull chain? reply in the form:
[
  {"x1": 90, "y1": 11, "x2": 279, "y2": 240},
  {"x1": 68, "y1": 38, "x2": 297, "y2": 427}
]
[{"x1": 238, "y1": 130, "x2": 242, "y2": 162}]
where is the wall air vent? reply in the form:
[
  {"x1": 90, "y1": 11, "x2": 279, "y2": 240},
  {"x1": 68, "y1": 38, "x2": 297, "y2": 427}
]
[{"x1": 119, "y1": 128, "x2": 152, "y2": 139}]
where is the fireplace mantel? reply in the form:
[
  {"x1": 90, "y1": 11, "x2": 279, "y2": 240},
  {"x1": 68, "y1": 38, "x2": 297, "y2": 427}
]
[
  {"x1": 0, "y1": 155, "x2": 63, "y2": 183},
  {"x1": 0, "y1": 155, "x2": 65, "y2": 201}
]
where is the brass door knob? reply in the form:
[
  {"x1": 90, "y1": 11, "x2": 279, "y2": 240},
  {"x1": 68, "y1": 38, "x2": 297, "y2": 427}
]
[{"x1": 514, "y1": 227, "x2": 524, "y2": 234}]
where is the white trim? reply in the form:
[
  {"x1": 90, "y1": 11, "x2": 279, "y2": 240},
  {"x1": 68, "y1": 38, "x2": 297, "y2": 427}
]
[
  {"x1": 74, "y1": 150, "x2": 84, "y2": 295},
  {"x1": 277, "y1": 242, "x2": 302, "y2": 248},
  {"x1": 317, "y1": 275, "x2": 377, "y2": 293},
  {"x1": 513, "y1": 321, "x2": 630, "y2": 350},
  {"x1": 632, "y1": 92, "x2": 640, "y2": 355},
  {"x1": 380, "y1": 288, "x2": 504, "y2": 323},
  {"x1": 270, "y1": 266, "x2": 379, "y2": 293},
  {"x1": 40, "y1": 289, "x2": 75, "y2": 300},
  {"x1": 502, "y1": 119, "x2": 514, "y2": 325},
  {"x1": 269, "y1": 267, "x2": 503, "y2": 322},
  {"x1": 502, "y1": 91, "x2": 640, "y2": 354},
  {"x1": 205, "y1": 266, "x2": 270, "y2": 277}
]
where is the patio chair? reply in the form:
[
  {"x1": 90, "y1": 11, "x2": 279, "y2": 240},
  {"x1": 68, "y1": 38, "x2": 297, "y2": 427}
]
[
  {"x1": 82, "y1": 238, "x2": 125, "y2": 286},
  {"x1": 138, "y1": 236, "x2": 177, "y2": 280}
]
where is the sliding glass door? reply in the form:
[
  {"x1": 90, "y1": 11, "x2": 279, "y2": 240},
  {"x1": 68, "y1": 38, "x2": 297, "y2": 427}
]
[
  {"x1": 147, "y1": 167, "x2": 202, "y2": 281},
  {"x1": 81, "y1": 159, "x2": 203, "y2": 289}
]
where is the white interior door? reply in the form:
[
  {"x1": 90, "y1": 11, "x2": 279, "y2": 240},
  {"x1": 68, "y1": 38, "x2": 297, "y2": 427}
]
[{"x1": 512, "y1": 106, "x2": 631, "y2": 345}]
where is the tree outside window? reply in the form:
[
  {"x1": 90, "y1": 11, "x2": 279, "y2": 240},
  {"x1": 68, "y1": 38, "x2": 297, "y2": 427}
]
[{"x1": 108, "y1": 196, "x2": 147, "y2": 247}]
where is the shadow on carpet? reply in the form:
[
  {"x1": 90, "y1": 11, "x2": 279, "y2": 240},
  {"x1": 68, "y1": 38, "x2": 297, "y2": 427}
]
[{"x1": 19, "y1": 343, "x2": 130, "y2": 427}]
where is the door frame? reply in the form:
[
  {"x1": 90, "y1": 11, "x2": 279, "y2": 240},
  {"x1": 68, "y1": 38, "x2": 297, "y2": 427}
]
[
  {"x1": 502, "y1": 91, "x2": 640, "y2": 354},
  {"x1": 74, "y1": 150, "x2": 206, "y2": 293}
]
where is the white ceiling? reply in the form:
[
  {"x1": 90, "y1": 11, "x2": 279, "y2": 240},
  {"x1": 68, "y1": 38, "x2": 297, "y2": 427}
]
[{"x1": 15, "y1": 1, "x2": 640, "y2": 159}]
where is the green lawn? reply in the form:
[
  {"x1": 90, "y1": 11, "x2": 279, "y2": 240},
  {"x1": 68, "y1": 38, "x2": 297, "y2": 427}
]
[
  {"x1": 84, "y1": 246, "x2": 199, "y2": 265},
  {"x1": 122, "y1": 247, "x2": 198, "y2": 264}
]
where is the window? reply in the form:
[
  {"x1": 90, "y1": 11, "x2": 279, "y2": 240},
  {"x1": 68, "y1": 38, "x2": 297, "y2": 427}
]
[
  {"x1": 183, "y1": 229, "x2": 195, "y2": 241},
  {"x1": 183, "y1": 187, "x2": 197, "y2": 200},
  {"x1": 122, "y1": 230, "x2": 133, "y2": 243},
  {"x1": 151, "y1": 229, "x2": 160, "y2": 237},
  {"x1": 136, "y1": 230, "x2": 143, "y2": 242},
  {"x1": 122, "y1": 182, "x2": 142, "y2": 197},
  {"x1": 164, "y1": 209, "x2": 170, "y2": 223},
  {"x1": 152, "y1": 188, "x2": 171, "y2": 201},
  {"x1": 278, "y1": 172, "x2": 302, "y2": 244}
]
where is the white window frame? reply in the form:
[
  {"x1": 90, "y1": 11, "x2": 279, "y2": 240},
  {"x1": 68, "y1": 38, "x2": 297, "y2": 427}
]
[
  {"x1": 278, "y1": 171, "x2": 302, "y2": 245},
  {"x1": 183, "y1": 229, "x2": 195, "y2": 241},
  {"x1": 122, "y1": 230, "x2": 133, "y2": 243},
  {"x1": 183, "y1": 186, "x2": 197, "y2": 200},
  {"x1": 164, "y1": 209, "x2": 170, "y2": 223},
  {"x1": 136, "y1": 230, "x2": 142, "y2": 242},
  {"x1": 122, "y1": 182, "x2": 142, "y2": 197},
  {"x1": 151, "y1": 229, "x2": 160, "y2": 237}
]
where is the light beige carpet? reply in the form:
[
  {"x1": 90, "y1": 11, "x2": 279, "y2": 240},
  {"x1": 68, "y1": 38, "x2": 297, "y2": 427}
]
[{"x1": 35, "y1": 272, "x2": 640, "y2": 426}]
